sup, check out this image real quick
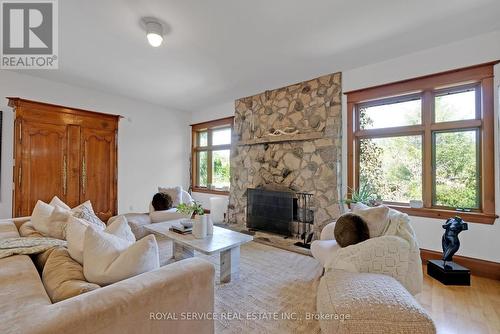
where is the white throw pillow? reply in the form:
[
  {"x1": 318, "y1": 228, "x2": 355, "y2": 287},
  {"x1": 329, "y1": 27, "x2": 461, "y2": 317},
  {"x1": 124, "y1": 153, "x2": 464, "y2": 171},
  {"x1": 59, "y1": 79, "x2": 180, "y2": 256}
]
[
  {"x1": 83, "y1": 228, "x2": 159, "y2": 285},
  {"x1": 49, "y1": 196, "x2": 71, "y2": 211},
  {"x1": 72, "y1": 201, "x2": 106, "y2": 229},
  {"x1": 105, "y1": 216, "x2": 136, "y2": 243},
  {"x1": 66, "y1": 216, "x2": 92, "y2": 264},
  {"x1": 150, "y1": 209, "x2": 190, "y2": 223},
  {"x1": 31, "y1": 200, "x2": 54, "y2": 235},
  {"x1": 46, "y1": 205, "x2": 72, "y2": 240},
  {"x1": 351, "y1": 203, "x2": 390, "y2": 238},
  {"x1": 158, "y1": 186, "x2": 182, "y2": 207}
]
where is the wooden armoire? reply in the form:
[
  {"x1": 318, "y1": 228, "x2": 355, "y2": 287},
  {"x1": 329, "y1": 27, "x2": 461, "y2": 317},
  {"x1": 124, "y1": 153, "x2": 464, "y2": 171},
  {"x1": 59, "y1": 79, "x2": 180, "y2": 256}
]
[{"x1": 9, "y1": 98, "x2": 119, "y2": 221}]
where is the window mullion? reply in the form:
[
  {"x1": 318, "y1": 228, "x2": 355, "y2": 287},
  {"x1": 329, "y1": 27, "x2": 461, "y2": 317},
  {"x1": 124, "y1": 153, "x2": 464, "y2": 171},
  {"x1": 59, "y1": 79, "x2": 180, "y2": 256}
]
[
  {"x1": 422, "y1": 90, "x2": 433, "y2": 208},
  {"x1": 207, "y1": 129, "x2": 213, "y2": 187}
]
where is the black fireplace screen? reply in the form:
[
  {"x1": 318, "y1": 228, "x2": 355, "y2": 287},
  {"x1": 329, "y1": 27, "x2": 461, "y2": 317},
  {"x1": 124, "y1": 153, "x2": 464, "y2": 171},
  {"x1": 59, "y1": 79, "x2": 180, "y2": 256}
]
[{"x1": 246, "y1": 188, "x2": 293, "y2": 236}]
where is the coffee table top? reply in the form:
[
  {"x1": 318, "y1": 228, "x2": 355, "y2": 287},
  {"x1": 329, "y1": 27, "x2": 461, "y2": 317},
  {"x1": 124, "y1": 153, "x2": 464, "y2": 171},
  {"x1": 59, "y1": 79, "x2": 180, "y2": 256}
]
[{"x1": 144, "y1": 220, "x2": 253, "y2": 255}]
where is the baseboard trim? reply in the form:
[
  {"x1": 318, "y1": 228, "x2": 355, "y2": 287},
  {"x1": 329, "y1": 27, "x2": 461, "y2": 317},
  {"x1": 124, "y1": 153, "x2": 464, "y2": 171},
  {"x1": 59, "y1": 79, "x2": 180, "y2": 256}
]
[{"x1": 420, "y1": 249, "x2": 500, "y2": 280}]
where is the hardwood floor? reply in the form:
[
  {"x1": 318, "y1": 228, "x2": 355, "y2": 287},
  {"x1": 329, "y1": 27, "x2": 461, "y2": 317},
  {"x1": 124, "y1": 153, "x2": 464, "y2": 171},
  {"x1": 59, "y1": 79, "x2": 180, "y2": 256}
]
[{"x1": 417, "y1": 265, "x2": 500, "y2": 334}]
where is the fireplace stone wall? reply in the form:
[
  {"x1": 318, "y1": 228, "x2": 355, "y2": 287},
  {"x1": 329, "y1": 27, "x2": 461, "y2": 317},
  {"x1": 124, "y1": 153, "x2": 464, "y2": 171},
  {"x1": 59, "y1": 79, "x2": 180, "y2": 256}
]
[{"x1": 228, "y1": 72, "x2": 343, "y2": 235}]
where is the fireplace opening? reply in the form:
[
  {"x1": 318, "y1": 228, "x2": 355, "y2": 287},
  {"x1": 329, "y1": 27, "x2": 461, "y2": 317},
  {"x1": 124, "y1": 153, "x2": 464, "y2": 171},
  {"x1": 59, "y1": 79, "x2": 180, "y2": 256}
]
[
  {"x1": 246, "y1": 188, "x2": 295, "y2": 236},
  {"x1": 246, "y1": 188, "x2": 315, "y2": 245}
]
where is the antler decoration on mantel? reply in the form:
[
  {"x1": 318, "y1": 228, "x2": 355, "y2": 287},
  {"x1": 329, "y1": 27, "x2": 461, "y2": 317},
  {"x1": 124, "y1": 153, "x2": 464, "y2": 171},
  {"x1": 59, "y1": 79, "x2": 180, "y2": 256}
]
[{"x1": 268, "y1": 127, "x2": 299, "y2": 137}]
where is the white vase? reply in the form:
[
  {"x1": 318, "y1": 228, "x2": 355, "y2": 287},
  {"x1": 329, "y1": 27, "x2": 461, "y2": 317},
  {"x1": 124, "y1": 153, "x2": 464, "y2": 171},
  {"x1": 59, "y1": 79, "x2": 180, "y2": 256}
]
[
  {"x1": 193, "y1": 215, "x2": 207, "y2": 239},
  {"x1": 205, "y1": 214, "x2": 213, "y2": 235}
]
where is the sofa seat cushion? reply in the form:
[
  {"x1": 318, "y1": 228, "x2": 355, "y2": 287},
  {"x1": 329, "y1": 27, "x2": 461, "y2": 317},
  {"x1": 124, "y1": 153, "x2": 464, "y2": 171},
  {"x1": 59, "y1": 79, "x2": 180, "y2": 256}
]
[
  {"x1": 317, "y1": 270, "x2": 435, "y2": 334},
  {"x1": 42, "y1": 248, "x2": 100, "y2": 303},
  {"x1": 0, "y1": 255, "x2": 52, "y2": 325},
  {"x1": 0, "y1": 220, "x2": 20, "y2": 239}
]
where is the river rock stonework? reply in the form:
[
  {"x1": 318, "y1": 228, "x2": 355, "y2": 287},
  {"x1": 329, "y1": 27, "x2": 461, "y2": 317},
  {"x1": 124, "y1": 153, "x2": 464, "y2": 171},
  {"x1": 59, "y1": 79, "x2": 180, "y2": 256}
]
[{"x1": 228, "y1": 72, "x2": 342, "y2": 236}]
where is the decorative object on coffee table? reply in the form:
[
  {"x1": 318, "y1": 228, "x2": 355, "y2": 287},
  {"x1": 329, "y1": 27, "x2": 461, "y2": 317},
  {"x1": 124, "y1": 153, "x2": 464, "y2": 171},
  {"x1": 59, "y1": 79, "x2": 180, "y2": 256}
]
[
  {"x1": 427, "y1": 216, "x2": 470, "y2": 285},
  {"x1": 177, "y1": 202, "x2": 207, "y2": 238}
]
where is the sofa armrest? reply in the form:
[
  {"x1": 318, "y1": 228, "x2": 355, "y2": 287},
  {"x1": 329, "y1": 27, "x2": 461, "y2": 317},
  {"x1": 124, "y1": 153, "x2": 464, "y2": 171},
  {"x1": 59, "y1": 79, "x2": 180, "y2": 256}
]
[
  {"x1": 27, "y1": 258, "x2": 215, "y2": 334},
  {"x1": 320, "y1": 221, "x2": 337, "y2": 240},
  {"x1": 0, "y1": 216, "x2": 31, "y2": 231},
  {"x1": 123, "y1": 213, "x2": 153, "y2": 239}
]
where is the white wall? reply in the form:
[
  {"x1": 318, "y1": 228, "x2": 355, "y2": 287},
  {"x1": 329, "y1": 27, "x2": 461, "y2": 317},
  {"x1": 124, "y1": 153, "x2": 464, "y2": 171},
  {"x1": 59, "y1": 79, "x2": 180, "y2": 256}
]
[
  {"x1": 192, "y1": 30, "x2": 500, "y2": 262},
  {"x1": 0, "y1": 71, "x2": 190, "y2": 218}
]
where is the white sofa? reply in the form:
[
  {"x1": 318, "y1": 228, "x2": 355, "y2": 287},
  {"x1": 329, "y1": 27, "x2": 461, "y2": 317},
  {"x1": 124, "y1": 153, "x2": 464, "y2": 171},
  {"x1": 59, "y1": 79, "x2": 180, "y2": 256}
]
[{"x1": 0, "y1": 217, "x2": 215, "y2": 334}]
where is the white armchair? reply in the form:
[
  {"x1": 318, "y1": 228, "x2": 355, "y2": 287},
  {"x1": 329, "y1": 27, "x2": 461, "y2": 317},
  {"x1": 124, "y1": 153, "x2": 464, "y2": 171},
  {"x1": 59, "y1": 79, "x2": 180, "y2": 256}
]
[{"x1": 311, "y1": 206, "x2": 423, "y2": 295}]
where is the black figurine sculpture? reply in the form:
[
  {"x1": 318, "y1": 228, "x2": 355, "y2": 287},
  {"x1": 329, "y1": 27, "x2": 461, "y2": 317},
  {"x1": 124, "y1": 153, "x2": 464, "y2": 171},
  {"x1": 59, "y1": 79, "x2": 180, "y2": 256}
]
[{"x1": 442, "y1": 216, "x2": 468, "y2": 263}]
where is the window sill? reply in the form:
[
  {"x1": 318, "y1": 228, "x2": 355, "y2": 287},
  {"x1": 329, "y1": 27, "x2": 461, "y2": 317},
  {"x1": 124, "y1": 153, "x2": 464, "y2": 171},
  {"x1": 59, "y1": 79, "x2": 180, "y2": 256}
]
[
  {"x1": 192, "y1": 187, "x2": 230, "y2": 196},
  {"x1": 388, "y1": 205, "x2": 498, "y2": 224}
]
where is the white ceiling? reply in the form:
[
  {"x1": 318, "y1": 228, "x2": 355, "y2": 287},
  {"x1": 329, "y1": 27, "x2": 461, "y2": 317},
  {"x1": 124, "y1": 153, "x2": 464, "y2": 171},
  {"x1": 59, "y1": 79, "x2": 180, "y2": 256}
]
[{"x1": 22, "y1": 0, "x2": 500, "y2": 111}]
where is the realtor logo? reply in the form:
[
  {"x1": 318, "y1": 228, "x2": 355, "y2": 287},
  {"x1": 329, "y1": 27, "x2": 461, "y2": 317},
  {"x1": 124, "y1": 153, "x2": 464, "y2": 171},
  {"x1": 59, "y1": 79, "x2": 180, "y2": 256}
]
[{"x1": 1, "y1": 0, "x2": 58, "y2": 69}]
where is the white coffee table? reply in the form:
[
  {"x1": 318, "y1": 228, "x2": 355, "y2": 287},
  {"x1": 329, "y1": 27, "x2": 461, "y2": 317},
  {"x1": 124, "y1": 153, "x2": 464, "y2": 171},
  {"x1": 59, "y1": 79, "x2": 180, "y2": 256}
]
[{"x1": 145, "y1": 220, "x2": 253, "y2": 283}]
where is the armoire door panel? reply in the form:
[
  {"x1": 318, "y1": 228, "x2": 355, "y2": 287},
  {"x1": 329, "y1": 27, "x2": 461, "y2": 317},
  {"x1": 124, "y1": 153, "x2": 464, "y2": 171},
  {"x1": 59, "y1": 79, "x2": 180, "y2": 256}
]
[
  {"x1": 19, "y1": 121, "x2": 67, "y2": 216},
  {"x1": 80, "y1": 128, "x2": 117, "y2": 221}
]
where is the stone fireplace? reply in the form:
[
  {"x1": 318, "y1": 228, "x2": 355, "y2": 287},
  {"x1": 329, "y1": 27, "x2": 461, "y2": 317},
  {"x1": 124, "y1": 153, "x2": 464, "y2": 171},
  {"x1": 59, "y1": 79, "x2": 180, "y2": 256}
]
[{"x1": 228, "y1": 72, "x2": 343, "y2": 236}]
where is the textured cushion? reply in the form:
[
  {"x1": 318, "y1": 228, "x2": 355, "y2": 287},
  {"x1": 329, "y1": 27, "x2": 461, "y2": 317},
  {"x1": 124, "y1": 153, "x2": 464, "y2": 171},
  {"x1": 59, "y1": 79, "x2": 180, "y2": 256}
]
[
  {"x1": 83, "y1": 228, "x2": 159, "y2": 285},
  {"x1": 334, "y1": 213, "x2": 369, "y2": 247},
  {"x1": 150, "y1": 209, "x2": 190, "y2": 223},
  {"x1": 317, "y1": 270, "x2": 435, "y2": 334},
  {"x1": 42, "y1": 247, "x2": 100, "y2": 303},
  {"x1": 31, "y1": 200, "x2": 54, "y2": 235},
  {"x1": 72, "y1": 201, "x2": 106, "y2": 229},
  {"x1": 351, "y1": 203, "x2": 390, "y2": 238},
  {"x1": 158, "y1": 186, "x2": 183, "y2": 207}
]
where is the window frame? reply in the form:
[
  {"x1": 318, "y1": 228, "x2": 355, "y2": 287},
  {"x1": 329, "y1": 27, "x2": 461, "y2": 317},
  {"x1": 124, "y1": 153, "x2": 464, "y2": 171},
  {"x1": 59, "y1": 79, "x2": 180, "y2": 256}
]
[
  {"x1": 346, "y1": 62, "x2": 498, "y2": 224},
  {"x1": 191, "y1": 117, "x2": 234, "y2": 195}
]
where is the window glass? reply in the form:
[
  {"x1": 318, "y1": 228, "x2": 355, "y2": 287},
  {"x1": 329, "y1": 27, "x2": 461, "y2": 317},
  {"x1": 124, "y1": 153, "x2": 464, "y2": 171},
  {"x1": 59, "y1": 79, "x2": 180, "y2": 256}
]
[
  {"x1": 212, "y1": 128, "x2": 231, "y2": 145},
  {"x1": 435, "y1": 89, "x2": 476, "y2": 123},
  {"x1": 434, "y1": 130, "x2": 479, "y2": 208},
  {"x1": 359, "y1": 135, "x2": 422, "y2": 203},
  {"x1": 198, "y1": 131, "x2": 208, "y2": 146},
  {"x1": 197, "y1": 151, "x2": 208, "y2": 187},
  {"x1": 212, "y1": 150, "x2": 230, "y2": 189},
  {"x1": 359, "y1": 98, "x2": 421, "y2": 130}
]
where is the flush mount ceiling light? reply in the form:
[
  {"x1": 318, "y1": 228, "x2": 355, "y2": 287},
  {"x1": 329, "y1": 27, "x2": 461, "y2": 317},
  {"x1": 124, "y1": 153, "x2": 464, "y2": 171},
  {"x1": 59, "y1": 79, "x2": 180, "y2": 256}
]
[{"x1": 142, "y1": 17, "x2": 164, "y2": 47}]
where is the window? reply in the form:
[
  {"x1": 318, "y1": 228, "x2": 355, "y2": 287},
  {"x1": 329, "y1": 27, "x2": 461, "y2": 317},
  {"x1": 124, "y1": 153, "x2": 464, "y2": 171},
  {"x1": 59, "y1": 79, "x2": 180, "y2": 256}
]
[
  {"x1": 346, "y1": 63, "x2": 497, "y2": 224},
  {"x1": 191, "y1": 117, "x2": 234, "y2": 194}
]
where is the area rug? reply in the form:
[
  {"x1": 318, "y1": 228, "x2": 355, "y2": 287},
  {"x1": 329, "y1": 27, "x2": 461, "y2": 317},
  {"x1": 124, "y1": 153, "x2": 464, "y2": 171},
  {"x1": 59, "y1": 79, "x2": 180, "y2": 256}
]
[{"x1": 158, "y1": 240, "x2": 322, "y2": 333}]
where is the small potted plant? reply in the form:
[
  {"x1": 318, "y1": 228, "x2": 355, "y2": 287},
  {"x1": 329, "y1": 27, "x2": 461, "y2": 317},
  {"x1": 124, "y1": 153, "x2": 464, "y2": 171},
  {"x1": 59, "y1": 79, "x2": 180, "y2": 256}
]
[
  {"x1": 177, "y1": 202, "x2": 211, "y2": 238},
  {"x1": 342, "y1": 184, "x2": 382, "y2": 209},
  {"x1": 177, "y1": 202, "x2": 204, "y2": 219}
]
